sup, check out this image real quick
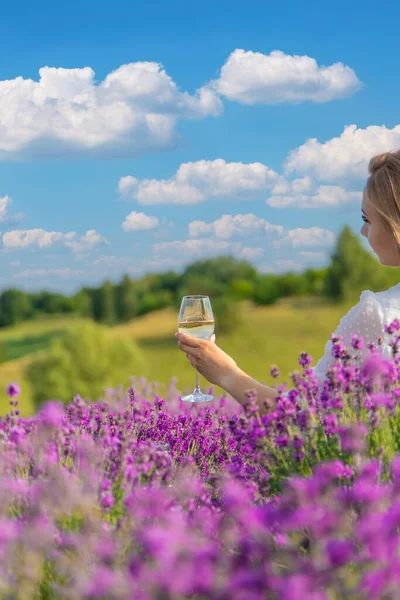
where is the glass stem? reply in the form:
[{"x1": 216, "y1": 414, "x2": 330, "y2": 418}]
[{"x1": 194, "y1": 370, "x2": 201, "y2": 394}]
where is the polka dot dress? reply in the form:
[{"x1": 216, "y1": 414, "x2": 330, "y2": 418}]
[
  {"x1": 312, "y1": 290, "x2": 385, "y2": 384},
  {"x1": 282, "y1": 284, "x2": 400, "y2": 398}
]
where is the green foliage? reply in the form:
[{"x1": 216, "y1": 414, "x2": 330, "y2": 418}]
[
  {"x1": 92, "y1": 280, "x2": 117, "y2": 324},
  {"x1": 303, "y1": 268, "x2": 327, "y2": 295},
  {"x1": 324, "y1": 225, "x2": 390, "y2": 303},
  {"x1": 71, "y1": 289, "x2": 93, "y2": 317},
  {"x1": 182, "y1": 256, "x2": 258, "y2": 288},
  {"x1": 136, "y1": 290, "x2": 173, "y2": 316},
  {"x1": 26, "y1": 320, "x2": 143, "y2": 409},
  {"x1": 115, "y1": 274, "x2": 137, "y2": 322},
  {"x1": 179, "y1": 274, "x2": 226, "y2": 300},
  {"x1": 212, "y1": 297, "x2": 243, "y2": 334},
  {"x1": 31, "y1": 291, "x2": 75, "y2": 315},
  {"x1": 229, "y1": 278, "x2": 255, "y2": 299},
  {"x1": 178, "y1": 257, "x2": 258, "y2": 313},
  {"x1": 252, "y1": 274, "x2": 281, "y2": 306},
  {"x1": 0, "y1": 289, "x2": 34, "y2": 327},
  {"x1": 279, "y1": 272, "x2": 310, "y2": 296}
]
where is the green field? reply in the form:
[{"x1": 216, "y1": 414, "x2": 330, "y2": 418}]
[{"x1": 0, "y1": 297, "x2": 354, "y2": 417}]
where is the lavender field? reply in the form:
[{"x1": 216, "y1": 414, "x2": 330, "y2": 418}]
[{"x1": 2, "y1": 320, "x2": 400, "y2": 599}]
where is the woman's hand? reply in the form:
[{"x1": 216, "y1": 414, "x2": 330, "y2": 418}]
[{"x1": 175, "y1": 332, "x2": 240, "y2": 389}]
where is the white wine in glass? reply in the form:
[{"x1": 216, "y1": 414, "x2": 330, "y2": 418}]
[{"x1": 178, "y1": 295, "x2": 214, "y2": 402}]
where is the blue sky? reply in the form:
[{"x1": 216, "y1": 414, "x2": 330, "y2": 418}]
[{"x1": 0, "y1": 0, "x2": 399, "y2": 294}]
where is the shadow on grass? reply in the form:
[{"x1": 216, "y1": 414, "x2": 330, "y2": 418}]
[{"x1": 1, "y1": 331, "x2": 66, "y2": 362}]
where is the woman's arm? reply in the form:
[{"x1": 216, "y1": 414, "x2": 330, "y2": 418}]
[
  {"x1": 220, "y1": 368, "x2": 279, "y2": 416},
  {"x1": 175, "y1": 331, "x2": 280, "y2": 416}
]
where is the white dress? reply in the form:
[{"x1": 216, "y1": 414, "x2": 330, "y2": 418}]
[{"x1": 312, "y1": 282, "x2": 400, "y2": 387}]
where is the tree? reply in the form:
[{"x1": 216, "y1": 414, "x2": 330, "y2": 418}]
[
  {"x1": 229, "y1": 278, "x2": 255, "y2": 300},
  {"x1": 324, "y1": 225, "x2": 385, "y2": 303},
  {"x1": 303, "y1": 268, "x2": 328, "y2": 296},
  {"x1": 31, "y1": 292, "x2": 75, "y2": 314},
  {"x1": 115, "y1": 274, "x2": 137, "y2": 322},
  {"x1": 26, "y1": 321, "x2": 144, "y2": 408},
  {"x1": 0, "y1": 289, "x2": 33, "y2": 327},
  {"x1": 178, "y1": 273, "x2": 226, "y2": 301},
  {"x1": 182, "y1": 256, "x2": 258, "y2": 289},
  {"x1": 92, "y1": 280, "x2": 117, "y2": 324},
  {"x1": 136, "y1": 291, "x2": 173, "y2": 316},
  {"x1": 252, "y1": 274, "x2": 282, "y2": 306},
  {"x1": 211, "y1": 296, "x2": 244, "y2": 334},
  {"x1": 72, "y1": 289, "x2": 93, "y2": 317},
  {"x1": 279, "y1": 272, "x2": 309, "y2": 297}
]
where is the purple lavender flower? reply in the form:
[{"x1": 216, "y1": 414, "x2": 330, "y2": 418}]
[
  {"x1": 325, "y1": 538, "x2": 354, "y2": 567},
  {"x1": 270, "y1": 365, "x2": 280, "y2": 378},
  {"x1": 6, "y1": 382, "x2": 20, "y2": 397},
  {"x1": 38, "y1": 401, "x2": 65, "y2": 427},
  {"x1": 1, "y1": 351, "x2": 400, "y2": 600},
  {"x1": 84, "y1": 566, "x2": 116, "y2": 598},
  {"x1": 360, "y1": 352, "x2": 391, "y2": 380},
  {"x1": 384, "y1": 318, "x2": 400, "y2": 335},
  {"x1": 298, "y1": 352, "x2": 312, "y2": 368},
  {"x1": 338, "y1": 423, "x2": 368, "y2": 453}
]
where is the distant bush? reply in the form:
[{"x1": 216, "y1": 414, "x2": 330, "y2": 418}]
[
  {"x1": 26, "y1": 321, "x2": 143, "y2": 409},
  {"x1": 0, "y1": 289, "x2": 34, "y2": 327},
  {"x1": 212, "y1": 297, "x2": 243, "y2": 334},
  {"x1": 136, "y1": 290, "x2": 173, "y2": 316},
  {"x1": 252, "y1": 274, "x2": 282, "y2": 305}
]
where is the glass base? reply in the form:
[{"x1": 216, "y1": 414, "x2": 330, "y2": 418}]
[{"x1": 181, "y1": 391, "x2": 214, "y2": 403}]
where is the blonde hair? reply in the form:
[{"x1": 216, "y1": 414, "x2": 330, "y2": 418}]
[{"x1": 366, "y1": 149, "x2": 400, "y2": 247}]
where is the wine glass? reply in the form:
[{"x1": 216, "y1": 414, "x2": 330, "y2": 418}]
[{"x1": 178, "y1": 295, "x2": 215, "y2": 403}]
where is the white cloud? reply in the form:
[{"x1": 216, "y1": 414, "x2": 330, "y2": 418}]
[
  {"x1": 0, "y1": 196, "x2": 11, "y2": 222},
  {"x1": 270, "y1": 176, "x2": 314, "y2": 196},
  {"x1": 271, "y1": 227, "x2": 336, "y2": 249},
  {"x1": 189, "y1": 213, "x2": 284, "y2": 240},
  {"x1": 237, "y1": 246, "x2": 264, "y2": 260},
  {"x1": 187, "y1": 215, "x2": 335, "y2": 258},
  {"x1": 285, "y1": 124, "x2": 400, "y2": 181},
  {"x1": 14, "y1": 268, "x2": 84, "y2": 279},
  {"x1": 267, "y1": 184, "x2": 362, "y2": 208},
  {"x1": 122, "y1": 211, "x2": 159, "y2": 232},
  {"x1": 138, "y1": 256, "x2": 190, "y2": 272},
  {"x1": 91, "y1": 255, "x2": 133, "y2": 266},
  {"x1": 210, "y1": 49, "x2": 361, "y2": 105},
  {"x1": 258, "y1": 259, "x2": 306, "y2": 274},
  {"x1": 153, "y1": 239, "x2": 233, "y2": 256},
  {"x1": 299, "y1": 251, "x2": 328, "y2": 261},
  {"x1": 0, "y1": 195, "x2": 26, "y2": 224},
  {"x1": 0, "y1": 63, "x2": 222, "y2": 159},
  {"x1": 118, "y1": 159, "x2": 279, "y2": 205},
  {"x1": 274, "y1": 259, "x2": 305, "y2": 272},
  {"x1": 152, "y1": 238, "x2": 262, "y2": 261},
  {"x1": 65, "y1": 230, "x2": 108, "y2": 253},
  {"x1": 2, "y1": 229, "x2": 73, "y2": 249},
  {"x1": 258, "y1": 264, "x2": 277, "y2": 274},
  {"x1": 1, "y1": 228, "x2": 108, "y2": 252}
]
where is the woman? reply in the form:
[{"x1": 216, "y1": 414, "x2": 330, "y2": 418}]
[{"x1": 175, "y1": 151, "x2": 400, "y2": 415}]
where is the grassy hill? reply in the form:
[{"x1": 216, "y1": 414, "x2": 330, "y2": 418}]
[{"x1": 0, "y1": 298, "x2": 354, "y2": 417}]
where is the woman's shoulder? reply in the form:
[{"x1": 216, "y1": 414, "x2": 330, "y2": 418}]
[{"x1": 370, "y1": 283, "x2": 400, "y2": 305}]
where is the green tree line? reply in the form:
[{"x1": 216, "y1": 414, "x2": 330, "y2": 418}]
[{"x1": 1, "y1": 225, "x2": 398, "y2": 329}]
